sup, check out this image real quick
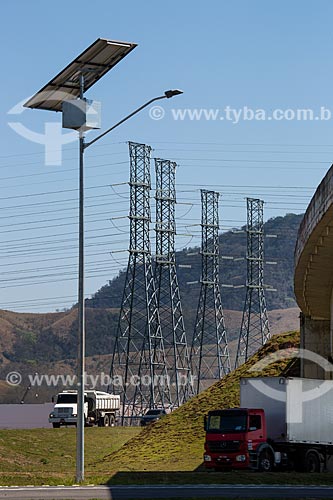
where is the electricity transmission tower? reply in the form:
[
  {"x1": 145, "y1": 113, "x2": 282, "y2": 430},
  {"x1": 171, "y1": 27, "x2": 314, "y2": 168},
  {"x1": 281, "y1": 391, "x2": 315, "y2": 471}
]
[
  {"x1": 154, "y1": 158, "x2": 193, "y2": 408},
  {"x1": 235, "y1": 198, "x2": 270, "y2": 368},
  {"x1": 110, "y1": 142, "x2": 171, "y2": 423},
  {"x1": 191, "y1": 190, "x2": 231, "y2": 394}
]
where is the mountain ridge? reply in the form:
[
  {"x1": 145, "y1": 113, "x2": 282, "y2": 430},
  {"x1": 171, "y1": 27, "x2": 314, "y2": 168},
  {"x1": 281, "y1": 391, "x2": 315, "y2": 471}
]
[{"x1": 0, "y1": 212, "x2": 303, "y2": 403}]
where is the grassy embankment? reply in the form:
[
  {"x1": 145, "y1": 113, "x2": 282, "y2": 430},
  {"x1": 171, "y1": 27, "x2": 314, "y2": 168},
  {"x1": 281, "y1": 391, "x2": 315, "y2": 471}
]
[{"x1": 2, "y1": 331, "x2": 333, "y2": 486}]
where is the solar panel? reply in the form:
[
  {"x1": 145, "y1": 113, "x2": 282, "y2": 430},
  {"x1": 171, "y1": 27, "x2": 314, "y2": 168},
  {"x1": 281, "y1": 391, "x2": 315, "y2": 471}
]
[{"x1": 24, "y1": 38, "x2": 137, "y2": 112}]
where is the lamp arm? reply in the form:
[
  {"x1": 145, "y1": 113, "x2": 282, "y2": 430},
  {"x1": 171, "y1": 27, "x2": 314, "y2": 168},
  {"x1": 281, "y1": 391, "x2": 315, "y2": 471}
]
[{"x1": 84, "y1": 94, "x2": 166, "y2": 149}]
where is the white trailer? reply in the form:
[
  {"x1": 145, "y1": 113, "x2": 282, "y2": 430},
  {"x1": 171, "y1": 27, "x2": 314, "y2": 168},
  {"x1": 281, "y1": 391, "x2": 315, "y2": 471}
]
[
  {"x1": 204, "y1": 377, "x2": 333, "y2": 472},
  {"x1": 240, "y1": 377, "x2": 333, "y2": 471},
  {"x1": 49, "y1": 390, "x2": 120, "y2": 428},
  {"x1": 241, "y1": 377, "x2": 333, "y2": 443}
]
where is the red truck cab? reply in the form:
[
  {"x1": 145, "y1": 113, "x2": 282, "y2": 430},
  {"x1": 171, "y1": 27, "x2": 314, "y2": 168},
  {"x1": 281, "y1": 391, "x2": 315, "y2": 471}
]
[{"x1": 204, "y1": 408, "x2": 267, "y2": 470}]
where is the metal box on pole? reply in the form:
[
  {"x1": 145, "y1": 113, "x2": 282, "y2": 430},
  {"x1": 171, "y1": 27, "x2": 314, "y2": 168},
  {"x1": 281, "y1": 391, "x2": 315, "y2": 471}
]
[{"x1": 62, "y1": 98, "x2": 101, "y2": 130}]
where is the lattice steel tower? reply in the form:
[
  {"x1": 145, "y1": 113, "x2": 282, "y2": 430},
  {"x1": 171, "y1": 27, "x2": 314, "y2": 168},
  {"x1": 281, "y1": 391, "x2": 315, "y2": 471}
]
[
  {"x1": 191, "y1": 190, "x2": 231, "y2": 394},
  {"x1": 235, "y1": 198, "x2": 270, "y2": 368},
  {"x1": 154, "y1": 158, "x2": 193, "y2": 407},
  {"x1": 110, "y1": 142, "x2": 171, "y2": 422}
]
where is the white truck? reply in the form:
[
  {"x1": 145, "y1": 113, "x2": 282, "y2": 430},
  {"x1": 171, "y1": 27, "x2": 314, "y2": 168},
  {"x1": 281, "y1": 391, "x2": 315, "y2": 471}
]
[
  {"x1": 204, "y1": 377, "x2": 333, "y2": 472},
  {"x1": 49, "y1": 390, "x2": 120, "y2": 428}
]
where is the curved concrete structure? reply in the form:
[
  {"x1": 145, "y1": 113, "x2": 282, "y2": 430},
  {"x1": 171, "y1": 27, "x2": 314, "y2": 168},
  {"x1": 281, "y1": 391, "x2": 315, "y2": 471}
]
[
  {"x1": 295, "y1": 164, "x2": 333, "y2": 320},
  {"x1": 294, "y1": 164, "x2": 333, "y2": 378}
]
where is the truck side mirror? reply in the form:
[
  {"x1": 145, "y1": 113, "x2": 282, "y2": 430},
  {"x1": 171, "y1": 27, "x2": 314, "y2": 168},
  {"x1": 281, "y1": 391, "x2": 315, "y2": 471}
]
[
  {"x1": 51, "y1": 396, "x2": 55, "y2": 403},
  {"x1": 204, "y1": 416, "x2": 207, "y2": 431}
]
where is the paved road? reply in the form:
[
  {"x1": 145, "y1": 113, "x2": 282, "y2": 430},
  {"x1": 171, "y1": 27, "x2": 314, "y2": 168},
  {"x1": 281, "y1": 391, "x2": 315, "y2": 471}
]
[{"x1": 1, "y1": 484, "x2": 333, "y2": 499}]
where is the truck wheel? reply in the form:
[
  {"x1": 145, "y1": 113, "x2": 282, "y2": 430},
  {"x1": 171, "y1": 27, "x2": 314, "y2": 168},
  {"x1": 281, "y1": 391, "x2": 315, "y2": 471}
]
[
  {"x1": 52, "y1": 423, "x2": 60, "y2": 428},
  {"x1": 305, "y1": 451, "x2": 321, "y2": 473},
  {"x1": 293, "y1": 455, "x2": 305, "y2": 472},
  {"x1": 108, "y1": 415, "x2": 115, "y2": 427},
  {"x1": 258, "y1": 450, "x2": 274, "y2": 472},
  {"x1": 99, "y1": 415, "x2": 109, "y2": 427}
]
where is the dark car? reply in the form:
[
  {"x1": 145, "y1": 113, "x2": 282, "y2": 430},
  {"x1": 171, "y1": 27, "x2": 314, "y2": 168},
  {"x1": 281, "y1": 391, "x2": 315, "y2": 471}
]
[{"x1": 140, "y1": 408, "x2": 167, "y2": 426}]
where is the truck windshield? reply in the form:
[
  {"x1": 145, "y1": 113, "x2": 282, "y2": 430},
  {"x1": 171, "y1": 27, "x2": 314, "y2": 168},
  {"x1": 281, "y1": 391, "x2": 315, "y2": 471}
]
[
  {"x1": 207, "y1": 411, "x2": 247, "y2": 433},
  {"x1": 56, "y1": 394, "x2": 89, "y2": 404},
  {"x1": 57, "y1": 394, "x2": 77, "y2": 404}
]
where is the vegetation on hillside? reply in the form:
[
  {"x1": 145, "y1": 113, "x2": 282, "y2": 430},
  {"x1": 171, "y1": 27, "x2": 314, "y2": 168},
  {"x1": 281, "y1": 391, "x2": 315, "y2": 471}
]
[
  {"x1": 0, "y1": 331, "x2": 305, "y2": 487},
  {"x1": 87, "y1": 213, "x2": 302, "y2": 314},
  {"x1": 0, "y1": 308, "x2": 299, "y2": 404},
  {"x1": 0, "y1": 213, "x2": 302, "y2": 402},
  {"x1": 0, "y1": 308, "x2": 119, "y2": 366},
  {"x1": 105, "y1": 331, "x2": 300, "y2": 472}
]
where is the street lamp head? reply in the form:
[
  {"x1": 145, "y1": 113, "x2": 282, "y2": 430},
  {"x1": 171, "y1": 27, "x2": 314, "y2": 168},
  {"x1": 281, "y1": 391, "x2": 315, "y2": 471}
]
[{"x1": 164, "y1": 89, "x2": 183, "y2": 98}]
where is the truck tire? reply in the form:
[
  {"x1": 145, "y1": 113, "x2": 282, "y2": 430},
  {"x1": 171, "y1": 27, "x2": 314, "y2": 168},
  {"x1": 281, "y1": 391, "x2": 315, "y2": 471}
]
[
  {"x1": 52, "y1": 423, "x2": 60, "y2": 428},
  {"x1": 99, "y1": 415, "x2": 109, "y2": 427},
  {"x1": 293, "y1": 454, "x2": 305, "y2": 472},
  {"x1": 304, "y1": 450, "x2": 321, "y2": 473},
  {"x1": 108, "y1": 415, "x2": 115, "y2": 427},
  {"x1": 258, "y1": 449, "x2": 274, "y2": 472}
]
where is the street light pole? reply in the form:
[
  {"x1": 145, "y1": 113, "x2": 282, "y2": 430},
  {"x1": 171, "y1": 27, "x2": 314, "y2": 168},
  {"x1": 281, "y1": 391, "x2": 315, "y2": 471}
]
[
  {"x1": 76, "y1": 73, "x2": 86, "y2": 484},
  {"x1": 76, "y1": 88, "x2": 183, "y2": 483}
]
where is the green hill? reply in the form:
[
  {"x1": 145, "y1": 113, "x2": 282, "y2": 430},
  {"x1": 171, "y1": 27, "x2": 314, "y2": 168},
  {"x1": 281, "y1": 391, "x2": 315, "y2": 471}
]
[
  {"x1": 87, "y1": 213, "x2": 302, "y2": 316},
  {"x1": 0, "y1": 212, "x2": 302, "y2": 401},
  {"x1": 0, "y1": 330, "x2": 301, "y2": 487},
  {"x1": 105, "y1": 330, "x2": 300, "y2": 472},
  {"x1": 0, "y1": 307, "x2": 299, "y2": 404}
]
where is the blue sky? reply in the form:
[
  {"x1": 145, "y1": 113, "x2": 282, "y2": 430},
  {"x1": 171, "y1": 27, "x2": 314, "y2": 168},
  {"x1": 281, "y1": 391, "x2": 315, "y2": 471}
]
[{"x1": 1, "y1": 1, "x2": 333, "y2": 311}]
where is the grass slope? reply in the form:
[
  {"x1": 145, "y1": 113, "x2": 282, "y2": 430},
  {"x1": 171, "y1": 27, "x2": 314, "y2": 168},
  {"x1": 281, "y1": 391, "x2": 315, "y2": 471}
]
[
  {"x1": 105, "y1": 331, "x2": 300, "y2": 472},
  {"x1": 0, "y1": 330, "x2": 312, "y2": 487},
  {"x1": 0, "y1": 428, "x2": 140, "y2": 485}
]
